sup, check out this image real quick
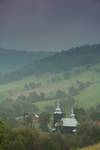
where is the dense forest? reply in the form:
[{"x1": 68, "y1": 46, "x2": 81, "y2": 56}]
[{"x1": 34, "y1": 44, "x2": 100, "y2": 73}]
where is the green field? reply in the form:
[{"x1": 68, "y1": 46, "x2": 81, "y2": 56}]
[{"x1": 0, "y1": 64, "x2": 100, "y2": 111}]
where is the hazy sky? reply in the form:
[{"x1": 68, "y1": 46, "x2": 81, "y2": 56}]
[{"x1": 0, "y1": 0, "x2": 100, "y2": 51}]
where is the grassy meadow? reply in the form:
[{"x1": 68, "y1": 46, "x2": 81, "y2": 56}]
[{"x1": 0, "y1": 63, "x2": 100, "y2": 111}]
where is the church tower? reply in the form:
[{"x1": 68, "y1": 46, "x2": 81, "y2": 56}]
[{"x1": 53, "y1": 102, "x2": 64, "y2": 128}]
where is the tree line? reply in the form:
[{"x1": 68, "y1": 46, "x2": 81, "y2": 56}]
[{"x1": 0, "y1": 118, "x2": 100, "y2": 150}]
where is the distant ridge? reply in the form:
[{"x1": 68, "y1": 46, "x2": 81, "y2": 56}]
[
  {"x1": 0, "y1": 44, "x2": 100, "y2": 84},
  {"x1": 0, "y1": 48, "x2": 53, "y2": 73}
]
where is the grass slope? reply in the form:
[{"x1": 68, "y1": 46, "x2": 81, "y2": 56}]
[
  {"x1": 0, "y1": 63, "x2": 100, "y2": 111},
  {"x1": 80, "y1": 143, "x2": 100, "y2": 150}
]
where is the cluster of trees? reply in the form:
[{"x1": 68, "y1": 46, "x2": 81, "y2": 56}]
[
  {"x1": 68, "y1": 80, "x2": 92, "y2": 97},
  {"x1": 56, "y1": 90, "x2": 67, "y2": 99},
  {"x1": 0, "y1": 122, "x2": 68, "y2": 150},
  {"x1": 76, "y1": 80, "x2": 92, "y2": 91},
  {"x1": 54, "y1": 80, "x2": 92, "y2": 114},
  {"x1": 0, "y1": 97, "x2": 39, "y2": 128},
  {"x1": 0, "y1": 119, "x2": 100, "y2": 150},
  {"x1": 50, "y1": 71, "x2": 84, "y2": 84},
  {"x1": 63, "y1": 72, "x2": 71, "y2": 80},
  {"x1": 74, "y1": 106, "x2": 100, "y2": 123},
  {"x1": 27, "y1": 92, "x2": 45, "y2": 102},
  {"x1": 24, "y1": 82, "x2": 41, "y2": 90},
  {"x1": 47, "y1": 75, "x2": 62, "y2": 83}
]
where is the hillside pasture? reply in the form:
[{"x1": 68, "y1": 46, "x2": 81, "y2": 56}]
[{"x1": 0, "y1": 64, "x2": 100, "y2": 111}]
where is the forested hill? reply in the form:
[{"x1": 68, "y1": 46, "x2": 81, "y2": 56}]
[
  {"x1": 0, "y1": 44, "x2": 100, "y2": 84},
  {"x1": 0, "y1": 48, "x2": 53, "y2": 73},
  {"x1": 34, "y1": 44, "x2": 100, "y2": 73}
]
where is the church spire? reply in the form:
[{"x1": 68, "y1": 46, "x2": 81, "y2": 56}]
[
  {"x1": 70, "y1": 108, "x2": 75, "y2": 118},
  {"x1": 54, "y1": 102, "x2": 62, "y2": 114}
]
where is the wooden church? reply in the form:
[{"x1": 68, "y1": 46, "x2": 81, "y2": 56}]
[{"x1": 52, "y1": 103, "x2": 78, "y2": 133}]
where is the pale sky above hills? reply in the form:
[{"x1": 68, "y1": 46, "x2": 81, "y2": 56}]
[{"x1": 0, "y1": 0, "x2": 100, "y2": 51}]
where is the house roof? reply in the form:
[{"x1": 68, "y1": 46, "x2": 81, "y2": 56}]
[{"x1": 61, "y1": 117, "x2": 78, "y2": 127}]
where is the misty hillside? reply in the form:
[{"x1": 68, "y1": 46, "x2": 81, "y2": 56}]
[
  {"x1": 34, "y1": 44, "x2": 100, "y2": 73},
  {"x1": 0, "y1": 44, "x2": 100, "y2": 84},
  {"x1": 0, "y1": 48, "x2": 53, "y2": 73}
]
